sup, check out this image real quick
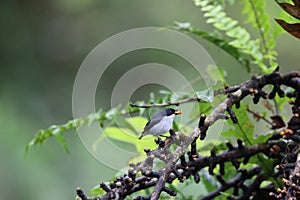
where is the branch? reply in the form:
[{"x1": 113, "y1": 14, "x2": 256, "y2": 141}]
[
  {"x1": 87, "y1": 138, "x2": 273, "y2": 200},
  {"x1": 130, "y1": 97, "x2": 200, "y2": 108},
  {"x1": 201, "y1": 167, "x2": 262, "y2": 200},
  {"x1": 77, "y1": 68, "x2": 300, "y2": 200}
]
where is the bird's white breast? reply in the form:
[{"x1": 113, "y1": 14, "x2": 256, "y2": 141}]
[{"x1": 151, "y1": 114, "x2": 175, "y2": 136}]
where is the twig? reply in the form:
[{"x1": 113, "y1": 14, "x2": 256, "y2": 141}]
[
  {"x1": 248, "y1": 0, "x2": 268, "y2": 55},
  {"x1": 200, "y1": 167, "x2": 261, "y2": 200},
  {"x1": 76, "y1": 188, "x2": 89, "y2": 200},
  {"x1": 247, "y1": 108, "x2": 273, "y2": 125},
  {"x1": 130, "y1": 97, "x2": 200, "y2": 108}
]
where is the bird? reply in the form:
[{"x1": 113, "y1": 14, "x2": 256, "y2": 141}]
[{"x1": 138, "y1": 108, "x2": 182, "y2": 139}]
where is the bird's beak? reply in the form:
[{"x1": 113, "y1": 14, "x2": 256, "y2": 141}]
[{"x1": 175, "y1": 110, "x2": 182, "y2": 115}]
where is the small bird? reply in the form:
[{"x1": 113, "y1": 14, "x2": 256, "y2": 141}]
[{"x1": 139, "y1": 108, "x2": 182, "y2": 139}]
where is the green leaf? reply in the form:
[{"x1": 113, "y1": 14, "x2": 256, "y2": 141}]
[
  {"x1": 275, "y1": 88, "x2": 294, "y2": 111},
  {"x1": 206, "y1": 65, "x2": 227, "y2": 84},
  {"x1": 126, "y1": 116, "x2": 148, "y2": 132},
  {"x1": 113, "y1": 111, "x2": 138, "y2": 134},
  {"x1": 221, "y1": 103, "x2": 254, "y2": 146},
  {"x1": 191, "y1": 0, "x2": 281, "y2": 73},
  {"x1": 175, "y1": 21, "x2": 191, "y2": 28},
  {"x1": 200, "y1": 169, "x2": 218, "y2": 192},
  {"x1": 189, "y1": 101, "x2": 213, "y2": 119},
  {"x1": 173, "y1": 120, "x2": 179, "y2": 132},
  {"x1": 242, "y1": 0, "x2": 279, "y2": 71},
  {"x1": 150, "y1": 92, "x2": 155, "y2": 103},
  {"x1": 196, "y1": 89, "x2": 214, "y2": 102},
  {"x1": 252, "y1": 133, "x2": 273, "y2": 144},
  {"x1": 104, "y1": 127, "x2": 136, "y2": 143},
  {"x1": 25, "y1": 109, "x2": 105, "y2": 153},
  {"x1": 90, "y1": 185, "x2": 105, "y2": 195},
  {"x1": 103, "y1": 126, "x2": 158, "y2": 154},
  {"x1": 54, "y1": 133, "x2": 69, "y2": 153},
  {"x1": 173, "y1": 24, "x2": 251, "y2": 72},
  {"x1": 249, "y1": 154, "x2": 274, "y2": 178}
]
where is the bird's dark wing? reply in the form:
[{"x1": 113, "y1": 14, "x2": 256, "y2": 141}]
[
  {"x1": 152, "y1": 110, "x2": 166, "y2": 119},
  {"x1": 145, "y1": 120, "x2": 150, "y2": 127},
  {"x1": 143, "y1": 117, "x2": 164, "y2": 133}
]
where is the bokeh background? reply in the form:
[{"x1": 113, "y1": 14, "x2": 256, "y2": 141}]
[{"x1": 1, "y1": 0, "x2": 299, "y2": 199}]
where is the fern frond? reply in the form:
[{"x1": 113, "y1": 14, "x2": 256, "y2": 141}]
[
  {"x1": 194, "y1": 0, "x2": 278, "y2": 73},
  {"x1": 243, "y1": 0, "x2": 278, "y2": 73},
  {"x1": 25, "y1": 109, "x2": 106, "y2": 153},
  {"x1": 174, "y1": 22, "x2": 251, "y2": 71}
]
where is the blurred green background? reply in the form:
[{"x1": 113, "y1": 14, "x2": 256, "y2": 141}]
[{"x1": 1, "y1": 0, "x2": 299, "y2": 199}]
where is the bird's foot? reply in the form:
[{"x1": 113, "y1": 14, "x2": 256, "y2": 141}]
[
  {"x1": 154, "y1": 137, "x2": 165, "y2": 148},
  {"x1": 169, "y1": 129, "x2": 176, "y2": 138}
]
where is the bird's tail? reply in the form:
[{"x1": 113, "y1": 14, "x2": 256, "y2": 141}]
[{"x1": 139, "y1": 131, "x2": 146, "y2": 140}]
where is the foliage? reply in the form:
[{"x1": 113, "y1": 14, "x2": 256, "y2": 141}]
[
  {"x1": 175, "y1": 0, "x2": 280, "y2": 73},
  {"x1": 26, "y1": 1, "x2": 300, "y2": 200},
  {"x1": 275, "y1": 0, "x2": 300, "y2": 40},
  {"x1": 26, "y1": 91, "x2": 208, "y2": 155}
]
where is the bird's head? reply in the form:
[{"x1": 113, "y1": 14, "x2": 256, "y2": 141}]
[{"x1": 165, "y1": 108, "x2": 182, "y2": 116}]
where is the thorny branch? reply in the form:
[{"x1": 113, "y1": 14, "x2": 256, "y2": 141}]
[{"x1": 77, "y1": 68, "x2": 300, "y2": 200}]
